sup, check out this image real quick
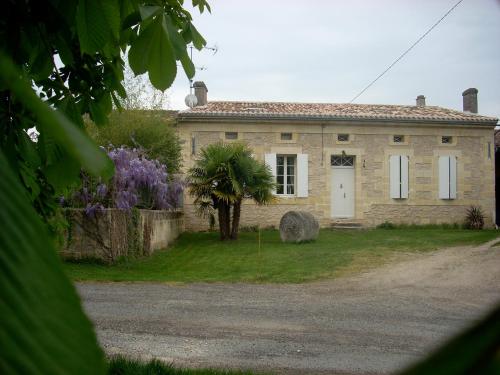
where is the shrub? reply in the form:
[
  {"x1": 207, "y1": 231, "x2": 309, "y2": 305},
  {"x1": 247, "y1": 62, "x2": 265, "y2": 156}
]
[
  {"x1": 377, "y1": 221, "x2": 396, "y2": 229},
  {"x1": 86, "y1": 110, "x2": 182, "y2": 173},
  {"x1": 65, "y1": 147, "x2": 183, "y2": 214},
  {"x1": 464, "y1": 206, "x2": 485, "y2": 230}
]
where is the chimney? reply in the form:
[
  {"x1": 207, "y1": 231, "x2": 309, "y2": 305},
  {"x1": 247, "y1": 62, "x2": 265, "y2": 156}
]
[
  {"x1": 416, "y1": 95, "x2": 426, "y2": 107},
  {"x1": 462, "y1": 88, "x2": 478, "y2": 113},
  {"x1": 193, "y1": 81, "x2": 208, "y2": 106}
]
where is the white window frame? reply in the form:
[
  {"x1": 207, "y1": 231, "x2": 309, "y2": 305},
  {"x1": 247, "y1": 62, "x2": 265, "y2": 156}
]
[
  {"x1": 264, "y1": 153, "x2": 308, "y2": 197},
  {"x1": 276, "y1": 155, "x2": 296, "y2": 196},
  {"x1": 389, "y1": 155, "x2": 409, "y2": 199}
]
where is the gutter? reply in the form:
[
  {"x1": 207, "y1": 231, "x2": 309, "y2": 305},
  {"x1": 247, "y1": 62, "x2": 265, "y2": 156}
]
[{"x1": 177, "y1": 113, "x2": 498, "y2": 127}]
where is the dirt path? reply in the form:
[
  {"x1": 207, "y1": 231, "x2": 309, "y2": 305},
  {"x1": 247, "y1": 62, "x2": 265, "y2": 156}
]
[{"x1": 78, "y1": 239, "x2": 500, "y2": 374}]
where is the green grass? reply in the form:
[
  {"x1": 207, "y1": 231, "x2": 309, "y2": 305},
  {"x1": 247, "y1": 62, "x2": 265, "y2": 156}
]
[
  {"x1": 64, "y1": 229, "x2": 499, "y2": 283},
  {"x1": 108, "y1": 356, "x2": 263, "y2": 375}
]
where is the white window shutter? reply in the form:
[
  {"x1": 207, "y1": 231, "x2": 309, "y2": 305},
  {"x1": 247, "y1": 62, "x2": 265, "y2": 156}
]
[
  {"x1": 449, "y1": 156, "x2": 457, "y2": 199},
  {"x1": 438, "y1": 156, "x2": 450, "y2": 199},
  {"x1": 389, "y1": 155, "x2": 401, "y2": 199},
  {"x1": 296, "y1": 154, "x2": 309, "y2": 197},
  {"x1": 400, "y1": 155, "x2": 409, "y2": 199},
  {"x1": 264, "y1": 153, "x2": 277, "y2": 194}
]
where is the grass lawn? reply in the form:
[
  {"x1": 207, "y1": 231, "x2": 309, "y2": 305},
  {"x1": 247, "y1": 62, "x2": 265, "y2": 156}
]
[
  {"x1": 108, "y1": 356, "x2": 262, "y2": 375},
  {"x1": 64, "y1": 228, "x2": 499, "y2": 283}
]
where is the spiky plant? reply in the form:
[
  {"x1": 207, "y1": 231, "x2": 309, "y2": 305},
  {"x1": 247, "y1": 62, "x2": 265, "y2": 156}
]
[
  {"x1": 464, "y1": 206, "x2": 485, "y2": 230},
  {"x1": 187, "y1": 142, "x2": 275, "y2": 240}
]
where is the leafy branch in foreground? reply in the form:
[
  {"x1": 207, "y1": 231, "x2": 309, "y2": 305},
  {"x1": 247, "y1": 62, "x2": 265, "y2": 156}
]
[
  {"x1": 0, "y1": 1, "x2": 209, "y2": 373},
  {"x1": 1, "y1": 0, "x2": 207, "y2": 224}
]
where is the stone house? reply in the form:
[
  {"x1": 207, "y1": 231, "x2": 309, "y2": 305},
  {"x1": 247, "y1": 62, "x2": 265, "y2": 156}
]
[{"x1": 176, "y1": 82, "x2": 498, "y2": 230}]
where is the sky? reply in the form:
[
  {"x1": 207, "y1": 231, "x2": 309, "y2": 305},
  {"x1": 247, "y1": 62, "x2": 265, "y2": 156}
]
[{"x1": 165, "y1": 0, "x2": 500, "y2": 120}]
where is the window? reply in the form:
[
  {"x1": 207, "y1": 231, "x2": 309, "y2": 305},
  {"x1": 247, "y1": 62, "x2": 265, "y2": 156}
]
[
  {"x1": 331, "y1": 155, "x2": 354, "y2": 166},
  {"x1": 441, "y1": 136, "x2": 453, "y2": 144},
  {"x1": 393, "y1": 135, "x2": 404, "y2": 143},
  {"x1": 265, "y1": 153, "x2": 308, "y2": 197},
  {"x1": 439, "y1": 156, "x2": 457, "y2": 199},
  {"x1": 389, "y1": 155, "x2": 409, "y2": 199},
  {"x1": 280, "y1": 132, "x2": 293, "y2": 141},
  {"x1": 337, "y1": 134, "x2": 349, "y2": 142},
  {"x1": 225, "y1": 132, "x2": 238, "y2": 140},
  {"x1": 276, "y1": 155, "x2": 296, "y2": 195}
]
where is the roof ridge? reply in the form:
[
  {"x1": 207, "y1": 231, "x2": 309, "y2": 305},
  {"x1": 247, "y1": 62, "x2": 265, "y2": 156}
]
[
  {"x1": 181, "y1": 101, "x2": 498, "y2": 123},
  {"x1": 207, "y1": 100, "x2": 427, "y2": 108}
]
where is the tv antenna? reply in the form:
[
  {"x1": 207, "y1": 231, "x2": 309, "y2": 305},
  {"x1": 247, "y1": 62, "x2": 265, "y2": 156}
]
[{"x1": 185, "y1": 43, "x2": 218, "y2": 108}]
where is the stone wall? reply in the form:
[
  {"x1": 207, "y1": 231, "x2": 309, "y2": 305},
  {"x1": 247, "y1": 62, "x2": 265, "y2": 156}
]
[
  {"x1": 178, "y1": 120, "x2": 496, "y2": 229},
  {"x1": 61, "y1": 209, "x2": 184, "y2": 263}
]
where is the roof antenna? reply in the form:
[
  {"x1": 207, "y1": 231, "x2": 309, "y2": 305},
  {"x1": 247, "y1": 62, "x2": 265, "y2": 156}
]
[{"x1": 185, "y1": 44, "x2": 218, "y2": 108}]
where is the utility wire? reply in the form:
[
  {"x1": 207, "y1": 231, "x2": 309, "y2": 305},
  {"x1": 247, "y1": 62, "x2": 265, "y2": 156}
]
[{"x1": 349, "y1": 0, "x2": 465, "y2": 103}]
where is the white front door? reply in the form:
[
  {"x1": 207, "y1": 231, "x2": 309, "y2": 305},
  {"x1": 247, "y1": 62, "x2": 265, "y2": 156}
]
[{"x1": 331, "y1": 167, "x2": 355, "y2": 218}]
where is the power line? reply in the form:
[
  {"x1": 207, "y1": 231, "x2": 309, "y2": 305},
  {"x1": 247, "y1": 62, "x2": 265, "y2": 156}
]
[{"x1": 349, "y1": 0, "x2": 465, "y2": 103}]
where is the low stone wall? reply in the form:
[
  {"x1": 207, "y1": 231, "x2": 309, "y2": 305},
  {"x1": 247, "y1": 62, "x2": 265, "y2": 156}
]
[{"x1": 61, "y1": 209, "x2": 184, "y2": 263}]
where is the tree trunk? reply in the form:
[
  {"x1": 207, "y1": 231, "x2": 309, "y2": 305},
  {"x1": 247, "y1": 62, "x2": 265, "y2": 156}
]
[
  {"x1": 217, "y1": 202, "x2": 228, "y2": 240},
  {"x1": 224, "y1": 203, "x2": 231, "y2": 239},
  {"x1": 230, "y1": 198, "x2": 242, "y2": 240},
  {"x1": 217, "y1": 201, "x2": 231, "y2": 241}
]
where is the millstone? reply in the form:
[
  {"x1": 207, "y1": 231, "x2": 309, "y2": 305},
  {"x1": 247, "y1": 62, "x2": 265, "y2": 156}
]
[{"x1": 279, "y1": 211, "x2": 319, "y2": 243}]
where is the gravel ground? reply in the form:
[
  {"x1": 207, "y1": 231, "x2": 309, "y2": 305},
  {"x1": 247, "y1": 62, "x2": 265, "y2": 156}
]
[{"x1": 78, "y1": 238, "x2": 500, "y2": 374}]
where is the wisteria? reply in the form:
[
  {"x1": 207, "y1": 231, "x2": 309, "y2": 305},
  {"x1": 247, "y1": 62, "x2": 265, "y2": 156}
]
[{"x1": 65, "y1": 147, "x2": 183, "y2": 214}]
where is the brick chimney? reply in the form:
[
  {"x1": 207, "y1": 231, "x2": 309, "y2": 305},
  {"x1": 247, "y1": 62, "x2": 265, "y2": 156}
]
[
  {"x1": 193, "y1": 81, "x2": 208, "y2": 106},
  {"x1": 416, "y1": 95, "x2": 426, "y2": 107},
  {"x1": 462, "y1": 88, "x2": 478, "y2": 113}
]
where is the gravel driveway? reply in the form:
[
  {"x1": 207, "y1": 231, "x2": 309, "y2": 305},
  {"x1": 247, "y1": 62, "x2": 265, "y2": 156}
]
[{"x1": 78, "y1": 239, "x2": 500, "y2": 374}]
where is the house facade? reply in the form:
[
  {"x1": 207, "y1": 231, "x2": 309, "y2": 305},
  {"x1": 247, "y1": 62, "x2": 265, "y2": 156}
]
[{"x1": 177, "y1": 82, "x2": 498, "y2": 230}]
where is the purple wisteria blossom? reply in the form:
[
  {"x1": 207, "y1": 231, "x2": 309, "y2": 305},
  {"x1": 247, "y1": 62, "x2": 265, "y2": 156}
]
[{"x1": 66, "y1": 147, "x2": 183, "y2": 214}]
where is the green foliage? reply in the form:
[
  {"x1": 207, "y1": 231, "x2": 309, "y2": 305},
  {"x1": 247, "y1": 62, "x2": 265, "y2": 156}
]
[
  {"x1": 108, "y1": 355, "x2": 259, "y2": 375},
  {"x1": 188, "y1": 143, "x2": 275, "y2": 240},
  {"x1": 118, "y1": 62, "x2": 168, "y2": 110},
  {"x1": 376, "y1": 222, "x2": 461, "y2": 230},
  {"x1": 376, "y1": 221, "x2": 396, "y2": 229},
  {"x1": 464, "y1": 206, "x2": 485, "y2": 230},
  {"x1": 63, "y1": 229, "x2": 499, "y2": 283},
  {"x1": 0, "y1": 152, "x2": 106, "y2": 374},
  {"x1": 0, "y1": 0, "x2": 208, "y2": 373},
  {"x1": 399, "y1": 304, "x2": 500, "y2": 375},
  {"x1": 1, "y1": 0, "x2": 207, "y2": 222},
  {"x1": 47, "y1": 207, "x2": 71, "y2": 250},
  {"x1": 86, "y1": 110, "x2": 182, "y2": 173}
]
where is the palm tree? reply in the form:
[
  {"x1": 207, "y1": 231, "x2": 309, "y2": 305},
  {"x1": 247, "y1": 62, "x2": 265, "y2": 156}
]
[{"x1": 188, "y1": 143, "x2": 275, "y2": 240}]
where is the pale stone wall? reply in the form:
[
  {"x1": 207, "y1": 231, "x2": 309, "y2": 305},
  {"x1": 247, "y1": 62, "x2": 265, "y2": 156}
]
[
  {"x1": 61, "y1": 209, "x2": 184, "y2": 263},
  {"x1": 139, "y1": 210, "x2": 184, "y2": 255},
  {"x1": 178, "y1": 120, "x2": 496, "y2": 229}
]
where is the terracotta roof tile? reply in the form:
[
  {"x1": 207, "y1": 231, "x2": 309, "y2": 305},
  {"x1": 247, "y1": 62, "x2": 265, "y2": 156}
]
[{"x1": 179, "y1": 101, "x2": 498, "y2": 124}]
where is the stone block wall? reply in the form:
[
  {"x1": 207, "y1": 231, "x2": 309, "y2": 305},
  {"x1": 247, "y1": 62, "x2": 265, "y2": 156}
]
[
  {"x1": 178, "y1": 120, "x2": 496, "y2": 230},
  {"x1": 61, "y1": 209, "x2": 184, "y2": 263}
]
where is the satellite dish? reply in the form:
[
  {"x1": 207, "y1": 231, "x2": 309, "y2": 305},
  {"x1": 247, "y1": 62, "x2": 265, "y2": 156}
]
[{"x1": 185, "y1": 94, "x2": 198, "y2": 108}]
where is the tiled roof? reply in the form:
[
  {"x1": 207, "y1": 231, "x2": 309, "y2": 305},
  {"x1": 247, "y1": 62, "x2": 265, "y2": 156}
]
[{"x1": 178, "y1": 101, "x2": 498, "y2": 124}]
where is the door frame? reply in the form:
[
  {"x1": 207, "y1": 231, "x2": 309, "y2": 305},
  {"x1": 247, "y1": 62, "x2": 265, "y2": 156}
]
[{"x1": 331, "y1": 161, "x2": 356, "y2": 219}]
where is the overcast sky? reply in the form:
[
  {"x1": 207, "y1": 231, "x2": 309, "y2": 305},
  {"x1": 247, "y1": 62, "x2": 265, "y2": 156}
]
[{"x1": 166, "y1": 0, "x2": 500, "y2": 119}]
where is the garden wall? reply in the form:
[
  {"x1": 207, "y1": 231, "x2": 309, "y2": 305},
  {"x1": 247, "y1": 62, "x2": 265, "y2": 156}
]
[{"x1": 61, "y1": 209, "x2": 184, "y2": 263}]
